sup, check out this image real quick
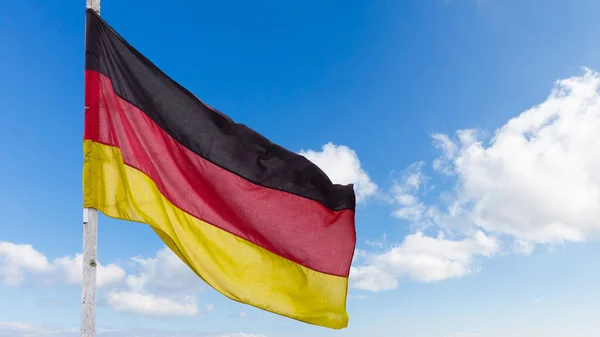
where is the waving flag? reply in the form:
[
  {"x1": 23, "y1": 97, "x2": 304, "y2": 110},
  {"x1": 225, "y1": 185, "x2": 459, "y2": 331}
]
[{"x1": 83, "y1": 9, "x2": 356, "y2": 329}]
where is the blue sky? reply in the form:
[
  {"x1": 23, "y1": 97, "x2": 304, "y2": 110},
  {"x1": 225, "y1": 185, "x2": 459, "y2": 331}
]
[{"x1": 1, "y1": 0, "x2": 600, "y2": 336}]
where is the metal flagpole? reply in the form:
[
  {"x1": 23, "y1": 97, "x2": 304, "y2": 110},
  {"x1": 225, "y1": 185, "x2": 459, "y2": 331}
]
[{"x1": 82, "y1": 1, "x2": 100, "y2": 337}]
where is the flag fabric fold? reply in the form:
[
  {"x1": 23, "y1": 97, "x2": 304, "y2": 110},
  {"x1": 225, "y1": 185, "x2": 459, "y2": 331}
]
[{"x1": 83, "y1": 9, "x2": 356, "y2": 329}]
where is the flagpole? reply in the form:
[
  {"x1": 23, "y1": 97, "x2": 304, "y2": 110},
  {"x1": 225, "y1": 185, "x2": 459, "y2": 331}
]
[{"x1": 82, "y1": 1, "x2": 100, "y2": 337}]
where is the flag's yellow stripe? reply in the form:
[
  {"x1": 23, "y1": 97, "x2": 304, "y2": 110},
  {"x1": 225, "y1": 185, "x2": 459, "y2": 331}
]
[{"x1": 82, "y1": 139, "x2": 349, "y2": 329}]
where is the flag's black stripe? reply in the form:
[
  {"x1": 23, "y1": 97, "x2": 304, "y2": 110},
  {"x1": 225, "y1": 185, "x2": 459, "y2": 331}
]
[{"x1": 84, "y1": 10, "x2": 355, "y2": 211}]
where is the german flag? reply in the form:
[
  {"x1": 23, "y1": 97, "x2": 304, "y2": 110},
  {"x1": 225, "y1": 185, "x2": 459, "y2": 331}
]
[{"x1": 83, "y1": 9, "x2": 356, "y2": 329}]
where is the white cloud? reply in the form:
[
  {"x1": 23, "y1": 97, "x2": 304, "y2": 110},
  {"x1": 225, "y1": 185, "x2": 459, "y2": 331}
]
[
  {"x1": 0, "y1": 322, "x2": 266, "y2": 337},
  {"x1": 0, "y1": 242, "x2": 125, "y2": 288},
  {"x1": 432, "y1": 133, "x2": 458, "y2": 176},
  {"x1": 299, "y1": 142, "x2": 377, "y2": 202},
  {"x1": 106, "y1": 290, "x2": 199, "y2": 317},
  {"x1": 391, "y1": 161, "x2": 432, "y2": 223},
  {"x1": 429, "y1": 68, "x2": 600, "y2": 247},
  {"x1": 53, "y1": 254, "x2": 125, "y2": 288},
  {"x1": 0, "y1": 241, "x2": 205, "y2": 317},
  {"x1": 0, "y1": 242, "x2": 52, "y2": 286},
  {"x1": 350, "y1": 231, "x2": 498, "y2": 291},
  {"x1": 365, "y1": 233, "x2": 388, "y2": 249},
  {"x1": 381, "y1": 67, "x2": 600, "y2": 278},
  {"x1": 512, "y1": 240, "x2": 535, "y2": 255},
  {"x1": 349, "y1": 264, "x2": 398, "y2": 291},
  {"x1": 126, "y1": 246, "x2": 203, "y2": 295},
  {"x1": 100, "y1": 246, "x2": 204, "y2": 317}
]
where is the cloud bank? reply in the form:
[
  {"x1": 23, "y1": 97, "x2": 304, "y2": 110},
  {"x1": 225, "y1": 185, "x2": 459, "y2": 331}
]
[{"x1": 352, "y1": 68, "x2": 600, "y2": 290}]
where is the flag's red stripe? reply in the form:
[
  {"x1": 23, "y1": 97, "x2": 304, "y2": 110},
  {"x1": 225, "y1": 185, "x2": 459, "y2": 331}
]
[{"x1": 84, "y1": 70, "x2": 355, "y2": 277}]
